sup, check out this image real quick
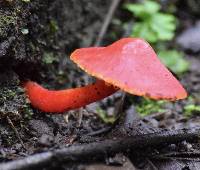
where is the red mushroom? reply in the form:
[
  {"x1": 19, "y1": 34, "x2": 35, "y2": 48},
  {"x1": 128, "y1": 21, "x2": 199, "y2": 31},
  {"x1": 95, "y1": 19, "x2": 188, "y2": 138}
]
[{"x1": 24, "y1": 38, "x2": 187, "y2": 113}]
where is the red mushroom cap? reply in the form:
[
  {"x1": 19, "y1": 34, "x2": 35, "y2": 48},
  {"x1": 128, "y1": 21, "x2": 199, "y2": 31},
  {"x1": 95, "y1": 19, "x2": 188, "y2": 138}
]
[{"x1": 70, "y1": 38, "x2": 187, "y2": 100}]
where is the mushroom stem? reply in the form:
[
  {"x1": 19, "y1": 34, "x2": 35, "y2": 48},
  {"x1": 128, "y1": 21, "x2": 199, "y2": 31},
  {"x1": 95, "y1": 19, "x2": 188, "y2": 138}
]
[{"x1": 24, "y1": 80, "x2": 118, "y2": 113}]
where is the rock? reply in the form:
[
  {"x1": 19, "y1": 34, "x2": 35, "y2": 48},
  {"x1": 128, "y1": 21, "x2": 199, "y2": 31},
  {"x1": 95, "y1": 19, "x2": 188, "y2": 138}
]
[
  {"x1": 84, "y1": 155, "x2": 136, "y2": 170},
  {"x1": 28, "y1": 119, "x2": 54, "y2": 137},
  {"x1": 38, "y1": 134, "x2": 54, "y2": 147},
  {"x1": 177, "y1": 21, "x2": 200, "y2": 52}
]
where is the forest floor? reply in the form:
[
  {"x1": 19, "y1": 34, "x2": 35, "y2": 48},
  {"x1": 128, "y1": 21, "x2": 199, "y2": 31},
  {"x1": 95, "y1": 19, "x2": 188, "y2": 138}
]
[{"x1": 1, "y1": 0, "x2": 200, "y2": 170}]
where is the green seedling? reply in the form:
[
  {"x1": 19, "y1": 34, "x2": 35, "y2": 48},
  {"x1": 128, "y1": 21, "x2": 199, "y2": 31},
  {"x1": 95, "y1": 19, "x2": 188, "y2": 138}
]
[{"x1": 124, "y1": 0, "x2": 176, "y2": 43}]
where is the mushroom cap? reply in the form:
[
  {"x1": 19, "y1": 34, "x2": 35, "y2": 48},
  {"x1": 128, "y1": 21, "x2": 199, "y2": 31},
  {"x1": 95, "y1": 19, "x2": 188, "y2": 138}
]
[{"x1": 70, "y1": 38, "x2": 187, "y2": 100}]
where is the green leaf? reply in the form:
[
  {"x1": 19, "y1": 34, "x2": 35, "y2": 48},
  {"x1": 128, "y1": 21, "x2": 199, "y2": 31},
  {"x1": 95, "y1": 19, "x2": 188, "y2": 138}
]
[
  {"x1": 124, "y1": 1, "x2": 160, "y2": 17},
  {"x1": 124, "y1": 4, "x2": 146, "y2": 17},
  {"x1": 125, "y1": 0, "x2": 177, "y2": 42},
  {"x1": 132, "y1": 22, "x2": 158, "y2": 43},
  {"x1": 151, "y1": 13, "x2": 176, "y2": 40},
  {"x1": 143, "y1": 0, "x2": 160, "y2": 14},
  {"x1": 158, "y1": 50, "x2": 189, "y2": 75}
]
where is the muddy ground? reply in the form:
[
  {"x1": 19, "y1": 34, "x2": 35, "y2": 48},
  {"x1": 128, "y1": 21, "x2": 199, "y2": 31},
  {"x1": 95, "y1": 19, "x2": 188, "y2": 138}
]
[{"x1": 1, "y1": 0, "x2": 200, "y2": 170}]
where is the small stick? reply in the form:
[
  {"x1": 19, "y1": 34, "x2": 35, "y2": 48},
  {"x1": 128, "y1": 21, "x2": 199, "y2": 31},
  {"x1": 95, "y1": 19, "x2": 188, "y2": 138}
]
[
  {"x1": 114, "y1": 92, "x2": 126, "y2": 118},
  {"x1": 85, "y1": 126, "x2": 113, "y2": 136},
  {"x1": 94, "y1": 0, "x2": 121, "y2": 46},
  {"x1": 146, "y1": 158, "x2": 159, "y2": 170},
  {"x1": 77, "y1": 108, "x2": 83, "y2": 127},
  {"x1": 6, "y1": 116, "x2": 26, "y2": 150}
]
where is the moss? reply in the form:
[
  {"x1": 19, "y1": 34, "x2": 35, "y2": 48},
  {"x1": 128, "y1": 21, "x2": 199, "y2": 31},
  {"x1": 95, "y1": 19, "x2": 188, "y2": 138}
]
[
  {"x1": 0, "y1": 86, "x2": 23, "y2": 119},
  {"x1": 184, "y1": 104, "x2": 200, "y2": 117},
  {"x1": 136, "y1": 98, "x2": 166, "y2": 116},
  {"x1": 0, "y1": 71, "x2": 33, "y2": 120},
  {"x1": 49, "y1": 19, "x2": 59, "y2": 34},
  {"x1": 0, "y1": 12, "x2": 17, "y2": 37},
  {"x1": 42, "y1": 52, "x2": 58, "y2": 64},
  {"x1": 96, "y1": 107, "x2": 117, "y2": 124}
]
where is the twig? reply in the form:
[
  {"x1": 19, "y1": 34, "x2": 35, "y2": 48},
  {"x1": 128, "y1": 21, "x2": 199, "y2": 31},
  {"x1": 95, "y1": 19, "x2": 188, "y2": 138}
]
[
  {"x1": 94, "y1": 0, "x2": 121, "y2": 46},
  {"x1": 85, "y1": 126, "x2": 113, "y2": 136},
  {"x1": 153, "y1": 151, "x2": 200, "y2": 161},
  {"x1": 114, "y1": 92, "x2": 126, "y2": 118},
  {"x1": 146, "y1": 158, "x2": 159, "y2": 170},
  {"x1": 77, "y1": 108, "x2": 83, "y2": 127},
  {"x1": 112, "y1": 92, "x2": 127, "y2": 128},
  {"x1": 1, "y1": 128, "x2": 200, "y2": 170},
  {"x1": 6, "y1": 116, "x2": 26, "y2": 150}
]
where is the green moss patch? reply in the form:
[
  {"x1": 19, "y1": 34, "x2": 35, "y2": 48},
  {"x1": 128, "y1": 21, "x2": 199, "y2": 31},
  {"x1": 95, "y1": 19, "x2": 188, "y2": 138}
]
[{"x1": 0, "y1": 12, "x2": 17, "y2": 38}]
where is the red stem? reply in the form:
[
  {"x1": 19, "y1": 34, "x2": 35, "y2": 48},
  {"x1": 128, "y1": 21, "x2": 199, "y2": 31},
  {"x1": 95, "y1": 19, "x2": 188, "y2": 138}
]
[{"x1": 23, "y1": 80, "x2": 118, "y2": 113}]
